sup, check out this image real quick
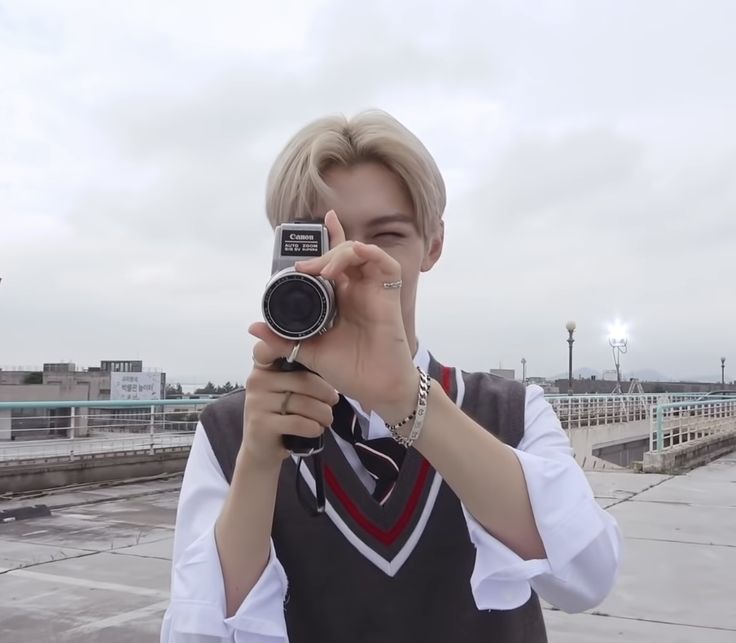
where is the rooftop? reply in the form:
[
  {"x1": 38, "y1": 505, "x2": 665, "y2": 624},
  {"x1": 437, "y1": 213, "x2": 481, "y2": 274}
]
[{"x1": 1, "y1": 453, "x2": 735, "y2": 641}]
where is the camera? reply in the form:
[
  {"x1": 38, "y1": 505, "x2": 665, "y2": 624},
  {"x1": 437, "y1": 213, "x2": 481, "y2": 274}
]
[
  {"x1": 262, "y1": 221, "x2": 336, "y2": 457},
  {"x1": 262, "y1": 221, "x2": 336, "y2": 341}
]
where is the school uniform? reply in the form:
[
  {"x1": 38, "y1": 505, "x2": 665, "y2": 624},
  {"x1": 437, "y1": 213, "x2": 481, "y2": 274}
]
[{"x1": 161, "y1": 344, "x2": 621, "y2": 642}]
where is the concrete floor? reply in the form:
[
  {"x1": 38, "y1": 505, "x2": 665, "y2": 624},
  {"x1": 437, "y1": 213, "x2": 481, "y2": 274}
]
[{"x1": 1, "y1": 453, "x2": 735, "y2": 642}]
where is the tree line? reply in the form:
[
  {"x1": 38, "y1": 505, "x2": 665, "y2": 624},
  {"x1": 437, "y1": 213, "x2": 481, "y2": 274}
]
[{"x1": 165, "y1": 381, "x2": 242, "y2": 398}]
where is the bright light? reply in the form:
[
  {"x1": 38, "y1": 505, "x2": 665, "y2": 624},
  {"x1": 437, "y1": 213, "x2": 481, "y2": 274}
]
[{"x1": 608, "y1": 320, "x2": 629, "y2": 347}]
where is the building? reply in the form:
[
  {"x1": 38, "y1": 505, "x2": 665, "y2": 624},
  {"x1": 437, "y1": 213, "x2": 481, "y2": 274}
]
[
  {"x1": 525, "y1": 377, "x2": 560, "y2": 394},
  {"x1": 0, "y1": 361, "x2": 165, "y2": 441},
  {"x1": 553, "y1": 377, "x2": 736, "y2": 396},
  {"x1": 490, "y1": 368, "x2": 516, "y2": 380},
  {"x1": 100, "y1": 360, "x2": 144, "y2": 373}
]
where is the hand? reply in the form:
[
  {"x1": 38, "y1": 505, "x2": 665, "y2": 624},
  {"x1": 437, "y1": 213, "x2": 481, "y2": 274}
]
[
  {"x1": 249, "y1": 210, "x2": 418, "y2": 419},
  {"x1": 241, "y1": 341, "x2": 340, "y2": 468}
]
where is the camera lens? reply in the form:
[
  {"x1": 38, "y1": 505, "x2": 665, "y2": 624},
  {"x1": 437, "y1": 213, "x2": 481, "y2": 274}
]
[{"x1": 263, "y1": 273, "x2": 331, "y2": 339}]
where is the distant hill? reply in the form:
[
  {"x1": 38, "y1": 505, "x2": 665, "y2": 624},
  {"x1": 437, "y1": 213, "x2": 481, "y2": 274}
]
[{"x1": 628, "y1": 369, "x2": 673, "y2": 382}]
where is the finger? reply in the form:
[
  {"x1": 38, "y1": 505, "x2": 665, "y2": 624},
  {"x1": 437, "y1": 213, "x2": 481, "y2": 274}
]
[
  {"x1": 251, "y1": 339, "x2": 282, "y2": 370},
  {"x1": 324, "y1": 209, "x2": 346, "y2": 247},
  {"x1": 248, "y1": 322, "x2": 321, "y2": 380},
  {"x1": 274, "y1": 415, "x2": 324, "y2": 439},
  {"x1": 265, "y1": 392, "x2": 334, "y2": 427},
  {"x1": 318, "y1": 244, "x2": 367, "y2": 279},
  {"x1": 324, "y1": 242, "x2": 401, "y2": 283},
  {"x1": 249, "y1": 322, "x2": 301, "y2": 360},
  {"x1": 294, "y1": 210, "x2": 346, "y2": 275},
  {"x1": 251, "y1": 369, "x2": 339, "y2": 405},
  {"x1": 294, "y1": 240, "x2": 354, "y2": 276}
]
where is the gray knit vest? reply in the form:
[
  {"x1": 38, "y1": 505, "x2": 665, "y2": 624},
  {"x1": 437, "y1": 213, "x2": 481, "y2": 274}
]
[{"x1": 200, "y1": 354, "x2": 547, "y2": 643}]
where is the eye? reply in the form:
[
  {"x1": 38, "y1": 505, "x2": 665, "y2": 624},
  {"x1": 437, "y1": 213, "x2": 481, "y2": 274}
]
[{"x1": 374, "y1": 231, "x2": 405, "y2": 239}]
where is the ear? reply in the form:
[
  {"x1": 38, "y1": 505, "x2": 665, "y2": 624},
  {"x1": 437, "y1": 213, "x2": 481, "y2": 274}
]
[{"x1": 420, "y1": 220, "x2": 444, "y2": 272}]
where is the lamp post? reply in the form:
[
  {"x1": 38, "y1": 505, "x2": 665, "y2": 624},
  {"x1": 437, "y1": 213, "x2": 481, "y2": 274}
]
[
  {"x1": 608, "y1": 322, "x2": 629, "y2": 395},
  {"x1": 521, "y1": 358, "x2": 527, "y2": 386},
  {"x1": 566, "y1": 321, "x2": 576, "y2": 395},
  {"x1": 721, "y1": 357, "x2": 726, "y2": 386}
]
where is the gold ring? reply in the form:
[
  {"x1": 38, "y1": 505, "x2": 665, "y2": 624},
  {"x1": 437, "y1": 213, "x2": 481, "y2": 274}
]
[{"x1": 280, "y1": 391, "x2": 293, "y2": 415}]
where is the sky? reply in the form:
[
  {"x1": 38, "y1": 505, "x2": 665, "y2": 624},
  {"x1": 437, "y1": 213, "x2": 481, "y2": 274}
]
[{"x1": 1, "y1": 0, "x2": 735, "y2": 386}]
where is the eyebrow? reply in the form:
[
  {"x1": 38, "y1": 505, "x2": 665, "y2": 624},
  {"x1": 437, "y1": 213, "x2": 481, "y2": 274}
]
[{"x1": 364, "y1": 213, "x2": 416, "y2": 228}]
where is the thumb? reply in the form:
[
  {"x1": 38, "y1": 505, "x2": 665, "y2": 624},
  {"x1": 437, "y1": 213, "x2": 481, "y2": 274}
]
[{"x1": 249, "y1": 322, "x2": 309, "y2": 366}]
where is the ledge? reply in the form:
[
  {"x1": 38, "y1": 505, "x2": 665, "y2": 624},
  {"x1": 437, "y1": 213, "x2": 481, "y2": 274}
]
[{"x1": 643, "y1": 430, "x2": 736, "y2": 473}]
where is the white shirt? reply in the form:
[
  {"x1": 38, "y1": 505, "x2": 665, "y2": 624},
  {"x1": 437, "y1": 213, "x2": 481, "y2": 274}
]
[{"x1": 161, "y1": 346, "x2": 622, "y2": 642}]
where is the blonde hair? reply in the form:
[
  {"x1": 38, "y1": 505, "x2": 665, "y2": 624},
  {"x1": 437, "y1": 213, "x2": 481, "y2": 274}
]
[{"x1": 265, "y1": 110, "x2": 446, "y2": 243}]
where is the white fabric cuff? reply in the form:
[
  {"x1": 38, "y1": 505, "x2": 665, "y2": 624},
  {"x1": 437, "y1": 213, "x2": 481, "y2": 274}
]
[
  {"x1": 464, "y1": 504, "x2": 551, "y2": 610},
  {"x1": 513, "y1": 447, "x2": 607, "y2": 574},
  {"x1": 225, "y1": 542, "x2": 289, "y2": 639},
  {"x1": 170, "y1": 525, "x2": 288, "y2": 640},
  {"x1": 463, "y1": 447, "x2": 608, "y2": 610}
]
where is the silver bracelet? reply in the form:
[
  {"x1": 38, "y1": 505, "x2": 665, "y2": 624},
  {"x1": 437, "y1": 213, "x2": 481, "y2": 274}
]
[{"x1": 387, "y1": 367, "x2": 431, "y2": 448}]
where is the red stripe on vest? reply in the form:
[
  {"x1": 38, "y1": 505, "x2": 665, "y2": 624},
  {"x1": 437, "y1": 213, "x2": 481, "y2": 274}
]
[
  {"x1": 325, "y1": 364, "x2": 453, "y2": 546},
  {"x1": 441, "y1": 365, "x2": 452, "y2": 397},
  {"x1": 324, "y1": 459, "x2": 431, "y2": 546}
]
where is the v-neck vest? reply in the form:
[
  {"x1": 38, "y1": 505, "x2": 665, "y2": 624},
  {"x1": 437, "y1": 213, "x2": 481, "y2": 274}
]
[{"x1": 200, "y1": 354, "x2": 547, "y2": 643}]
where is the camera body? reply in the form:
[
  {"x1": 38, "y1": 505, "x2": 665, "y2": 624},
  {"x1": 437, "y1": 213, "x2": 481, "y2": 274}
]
[
  {"x1": 262, "y1": 221, "x2": 336, "y2": 341},
  {"x1": 262, "y1": 221, "x2": 336, "y2": 456}
]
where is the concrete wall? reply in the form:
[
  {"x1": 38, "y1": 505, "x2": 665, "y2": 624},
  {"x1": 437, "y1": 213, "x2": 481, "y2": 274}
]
[
  {"x1": 0, "y1": 371, "x2": 35, "y2": 385},
  {"x1": 643, "y1": 431, "x2": 736, "y2": 473},
  {"x1": 0, "y1": 410, "x2": 9, "y2": 441},
  {"x1": 566, "y1": 419, "x2": 650, "y2": 469},
  {"x1": 0, "y1": 384, "x2": 91, "y2": 440},
  {"x1": 42, "y1": 371, "x2": 111, "y2": 400},
  {"x1": 0, "y1": 450, "x2": 189, "y2": 493}
]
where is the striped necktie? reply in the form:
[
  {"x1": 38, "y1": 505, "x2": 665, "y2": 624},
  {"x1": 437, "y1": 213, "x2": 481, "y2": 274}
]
[{"x1": 331, "y1": 395, "x2": 408, "y2": 505}]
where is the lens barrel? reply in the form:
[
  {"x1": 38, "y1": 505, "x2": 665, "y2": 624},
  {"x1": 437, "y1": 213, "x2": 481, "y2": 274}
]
[{"x1": 263, "y1": 270, "x2": 335, "y2": 340}]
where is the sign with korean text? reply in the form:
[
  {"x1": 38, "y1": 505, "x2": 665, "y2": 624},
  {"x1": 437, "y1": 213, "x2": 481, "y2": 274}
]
[{"x1": 110, "y1": 372, "x2": 163, "y2": 401}]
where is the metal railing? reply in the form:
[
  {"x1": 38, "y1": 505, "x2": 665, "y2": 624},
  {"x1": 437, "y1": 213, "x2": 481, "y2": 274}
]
[
  {"x1": 545, "y1": 392, "x2": 705, "y2": 430},
  {"x1": 1, "y1": 392, "x2": 729, "y2": 465},
  {"x1": 0, "y1": 399, "x2": 215, "y2": 465},
  {"x1": 649, "y1": 397, "x2": 736, "y2": 453}
]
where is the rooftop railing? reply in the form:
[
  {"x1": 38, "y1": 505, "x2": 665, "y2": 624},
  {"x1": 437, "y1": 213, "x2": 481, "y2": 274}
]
[
  {"x1": 0, "y1": 399, "x2": 215, "y2": 465},
  {"x1": 649, "y1": 397, "x2": 736, "y2": 453},
  {"x1": 0, "y1": 392, "x2": 729, "y2": 465},
  {"x1": 545, "y1": 392, "x2": 704, "y2": 430}
]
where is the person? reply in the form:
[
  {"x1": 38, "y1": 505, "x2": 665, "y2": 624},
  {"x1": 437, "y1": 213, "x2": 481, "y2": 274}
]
[{"x1": 160, "y1": 110, "x2": 622, "y2": 643}]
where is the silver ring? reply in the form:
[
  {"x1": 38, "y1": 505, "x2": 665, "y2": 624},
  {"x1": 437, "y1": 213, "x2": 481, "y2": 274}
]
[
  {"x1": 280, "y1": 391, "x2": 293, "y2": 415},
  {"x1": 382, "y1": 280, "x2": 402, "y2": 289},
  {"x1": 286, "y1": 341, "x2": 301, "y2": 364}
]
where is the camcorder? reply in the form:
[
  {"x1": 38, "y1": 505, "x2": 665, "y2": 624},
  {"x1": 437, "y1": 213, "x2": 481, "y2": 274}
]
[
  {"x1": 263, "y1": 221, "x2": 336, "y2": 342},
  {"x1": 262, "y1": 221, "x2": 336, "y2": 457}
]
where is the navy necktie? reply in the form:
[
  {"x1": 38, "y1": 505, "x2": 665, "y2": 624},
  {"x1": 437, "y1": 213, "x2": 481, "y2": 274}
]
[{"x1": 331, "y1": 395, "x2": 407, "y2": 504}]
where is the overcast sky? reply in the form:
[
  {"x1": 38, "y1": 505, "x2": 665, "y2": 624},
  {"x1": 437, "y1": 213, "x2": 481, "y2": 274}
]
[{"x1": 1, "y1": 0, "x2": 735, "y2": 386}]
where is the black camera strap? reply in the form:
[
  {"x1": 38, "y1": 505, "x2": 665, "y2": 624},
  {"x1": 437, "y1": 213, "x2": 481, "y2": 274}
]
[{"x1": 275, "y1": 357, "x2": 326, "y2": 516}]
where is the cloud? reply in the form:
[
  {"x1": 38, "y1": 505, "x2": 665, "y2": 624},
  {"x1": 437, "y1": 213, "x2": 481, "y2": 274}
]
[{"x1": 2, "y1": 0, "x2": 735, "y2": 384}]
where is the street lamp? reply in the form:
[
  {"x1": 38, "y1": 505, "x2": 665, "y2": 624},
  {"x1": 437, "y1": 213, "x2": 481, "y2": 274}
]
[
  {"x1": 566, "y1": 321, "x2": 576, "y2": 395},
  {"x1": 521, "y1": 358, "x2": 527, "y2": 386},
  {"x1": 608, "y1": 321, "x2": 629, "y2": 395},
  {"x1": 721, "y1": 357, "x2": 726, "y2": 386}
]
